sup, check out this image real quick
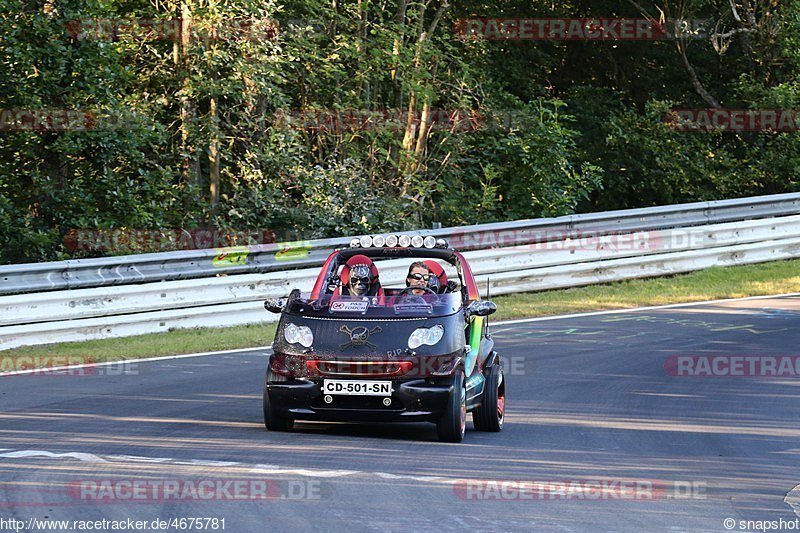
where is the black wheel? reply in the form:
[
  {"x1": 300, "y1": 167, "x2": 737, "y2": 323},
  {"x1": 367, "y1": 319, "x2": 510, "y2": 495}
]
[
  {"x1": 263, "y1": 378, "x2": 294, "y2": 431},
  {"x1": 437, "y1": 369, "x2": 466, "y2": 442},
  {"x1": 473, "y1": 361, "x2": 505, "y2": 432}
]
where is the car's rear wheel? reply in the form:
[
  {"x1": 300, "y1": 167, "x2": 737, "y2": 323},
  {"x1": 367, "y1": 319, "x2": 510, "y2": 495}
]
[
  {"x1": 473, "y1": 361, "x2": 504, "y2": 432},
  {"x1": 437, "y1": 369, "x2": 466, "y2": 442},
  {"x1": 263, "y1": 375, "x2": 294, "y2": 431}
]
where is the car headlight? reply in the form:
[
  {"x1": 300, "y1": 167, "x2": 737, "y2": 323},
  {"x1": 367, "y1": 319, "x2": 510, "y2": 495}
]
[
  {"x1": 408, "y1": 325, "x2": 444, "y2": 350},
  {"x1": 284, "y1": 323, "x2": 314, "y2": 348}
]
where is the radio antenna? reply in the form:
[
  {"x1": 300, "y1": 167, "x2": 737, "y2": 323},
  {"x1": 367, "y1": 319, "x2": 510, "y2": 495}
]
[{"x1": 485, "y1": 276, "x2": 491, "y2": 330}]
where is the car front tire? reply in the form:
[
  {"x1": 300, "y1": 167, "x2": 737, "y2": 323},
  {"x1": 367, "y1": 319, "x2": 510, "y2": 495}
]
[
  {"x1": 473, "y1": 360, "x2": 505, "y2": 432},
  {"x1": 263, "y1": 376, "x2": 294, "y2": 432},
  {"x1": 437, "y1": 369, "x2": 466, "y2": 443}
]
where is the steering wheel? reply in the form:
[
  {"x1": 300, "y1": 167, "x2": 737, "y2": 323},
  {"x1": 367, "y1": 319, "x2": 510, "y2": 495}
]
[
  {"x1": 397, "y1": 286, "x2": 439, "y2": 305},
  {"x1": 400, "y1": 286, "x2": 437, "y2": 296}
]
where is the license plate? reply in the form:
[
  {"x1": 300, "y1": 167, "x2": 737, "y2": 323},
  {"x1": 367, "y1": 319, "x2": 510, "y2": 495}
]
[{"x1": 322, "y1": 380, "x2": 392, "y2": 396}]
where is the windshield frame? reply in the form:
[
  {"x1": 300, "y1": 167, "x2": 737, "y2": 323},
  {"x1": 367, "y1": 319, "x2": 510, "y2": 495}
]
[{"x1": 310, "y1": 247, "x2": 480, "y2": 302}]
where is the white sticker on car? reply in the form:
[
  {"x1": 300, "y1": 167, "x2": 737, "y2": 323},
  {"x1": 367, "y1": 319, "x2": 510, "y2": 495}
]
[{"x1": 330, "y1": 300, "x2": 369, "y2": 313}]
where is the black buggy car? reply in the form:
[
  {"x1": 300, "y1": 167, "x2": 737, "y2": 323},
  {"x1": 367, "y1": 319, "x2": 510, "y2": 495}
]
[{"x1": 262, "y1": 234, "x2": 504, "y2": 442}]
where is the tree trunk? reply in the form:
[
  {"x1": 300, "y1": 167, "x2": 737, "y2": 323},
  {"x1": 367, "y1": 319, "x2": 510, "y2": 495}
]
[
  {"x1": 391, "y1": 0, "x2": 409, "y2": 109},
  {"x1": 399, "y1": 1, "x2": 449, "y2": 179},
  {"x1": 178, "y1": 1, "x2": 200, "y2": 206},
  {"x1": 208, "y1": 96, "x2": 220, "y2": 208}
]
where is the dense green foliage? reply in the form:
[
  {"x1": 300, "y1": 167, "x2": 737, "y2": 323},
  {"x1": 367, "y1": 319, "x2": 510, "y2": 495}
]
[{"x1": 1, "y1": 0, "x2": 798, "y2": 263}]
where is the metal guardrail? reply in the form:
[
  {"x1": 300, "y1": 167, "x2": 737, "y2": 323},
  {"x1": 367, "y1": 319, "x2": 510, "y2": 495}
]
[
  {"x1": 3, "y1": 192, "x2": 800, "y2": 295},
  {"x1": 5, "y1": 215, "x2": 800, "y2": 328},
  {"x1": 3, "y1": 223, "x2": 800, "y2": 349},
  {"x1": 1, "y1": 192, "x2": 800, "y2": 349}
]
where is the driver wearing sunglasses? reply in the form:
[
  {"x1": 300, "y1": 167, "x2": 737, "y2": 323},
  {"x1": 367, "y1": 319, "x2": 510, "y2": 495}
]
[{"x1": 406, "y1": 261, "x2": 433, "y2": 296}]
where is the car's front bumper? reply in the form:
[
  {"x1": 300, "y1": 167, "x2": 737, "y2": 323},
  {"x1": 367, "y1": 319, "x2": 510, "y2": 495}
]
[{"x1": 267, "y1": 377, "x2": 455, "y2": 422}]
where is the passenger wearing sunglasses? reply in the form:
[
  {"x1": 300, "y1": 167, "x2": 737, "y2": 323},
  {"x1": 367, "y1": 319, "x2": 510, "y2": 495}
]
[
  {"x1": 347, "y1": 264, "x2": 376, "y2": 297},
  {"x1": 340, "y1": 254, "x2": 382, "y2": 299}
]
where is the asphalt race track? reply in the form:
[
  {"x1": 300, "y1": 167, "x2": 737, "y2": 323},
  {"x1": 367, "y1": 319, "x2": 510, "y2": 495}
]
[{"x1": 2, "y1": 295, "x2": 800, "y2": 532}]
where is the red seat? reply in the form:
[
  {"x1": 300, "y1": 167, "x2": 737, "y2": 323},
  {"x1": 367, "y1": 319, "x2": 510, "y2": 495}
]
[
  {"x1": 423, "y1": 260, "x2": 448, "y2": 293},
  {"x1": 335, "y1": 254, "x2": 385, "y2": 301}
]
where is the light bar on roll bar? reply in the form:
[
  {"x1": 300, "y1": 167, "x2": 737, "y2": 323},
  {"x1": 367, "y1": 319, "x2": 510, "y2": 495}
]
[{"x1": 348, "y1": 234, "x2": 449, "y2": 249}]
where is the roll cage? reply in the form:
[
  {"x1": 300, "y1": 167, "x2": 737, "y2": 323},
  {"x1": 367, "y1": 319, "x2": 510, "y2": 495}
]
[{"x1": 310, "y1": 246, "x2": 481, "y2": 303}]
